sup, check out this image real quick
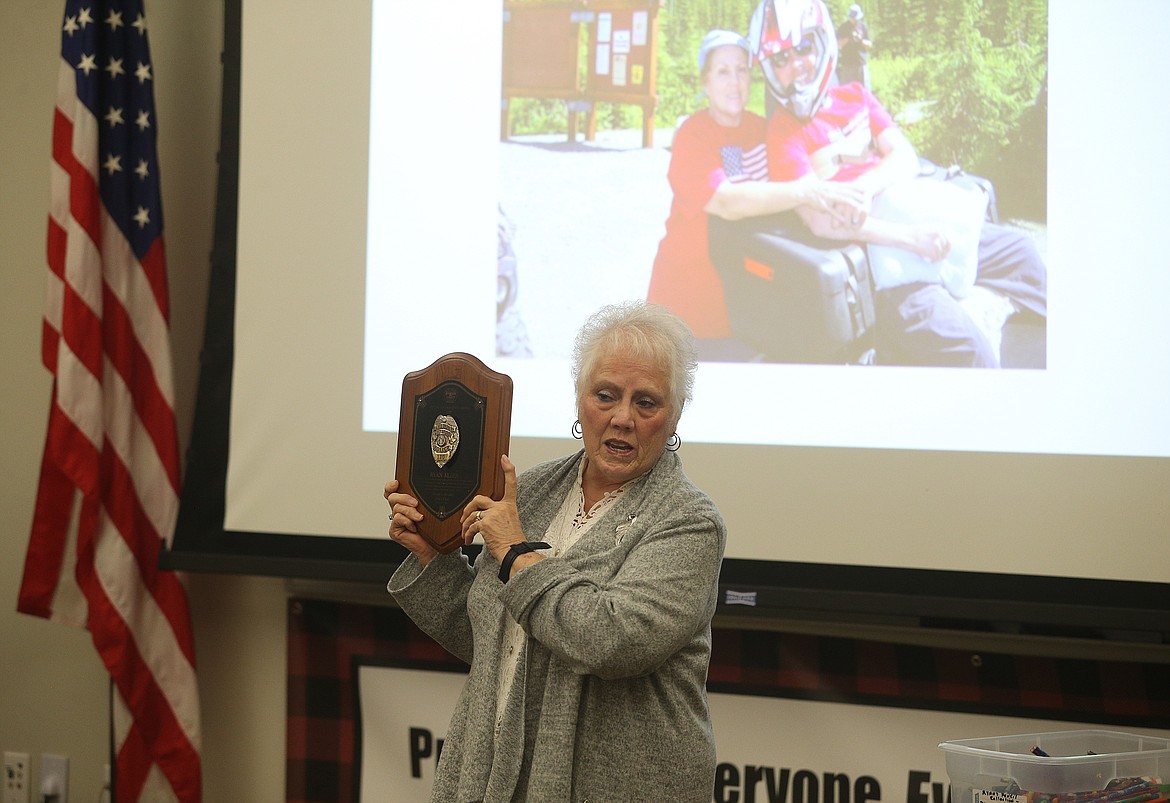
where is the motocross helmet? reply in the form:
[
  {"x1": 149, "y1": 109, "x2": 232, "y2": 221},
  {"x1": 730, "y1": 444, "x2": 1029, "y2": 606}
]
[{"x1": 748, "y1": 0, "x2": 838, "y2": 120}]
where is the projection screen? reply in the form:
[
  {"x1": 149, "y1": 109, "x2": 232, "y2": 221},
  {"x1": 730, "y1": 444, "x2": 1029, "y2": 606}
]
[{"x1": 171, "y1": 0, "x2": 1170, "y2": 636}]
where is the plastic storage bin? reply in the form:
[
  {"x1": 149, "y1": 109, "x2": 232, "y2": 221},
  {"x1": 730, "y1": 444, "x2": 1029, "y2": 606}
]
[{"x1": 938, "y1": 729, "x2": 1169, "y2": 803}]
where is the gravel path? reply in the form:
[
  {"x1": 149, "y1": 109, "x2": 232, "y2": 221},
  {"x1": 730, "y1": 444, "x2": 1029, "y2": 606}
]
[{"x1": 499, "y1": 129, "x2": 675, "y2": 359}]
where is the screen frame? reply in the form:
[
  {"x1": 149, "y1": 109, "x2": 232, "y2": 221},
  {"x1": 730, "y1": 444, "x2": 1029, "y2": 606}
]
[{"x1": 163, "y1": 0, "x2": 1170, "y2": 646}]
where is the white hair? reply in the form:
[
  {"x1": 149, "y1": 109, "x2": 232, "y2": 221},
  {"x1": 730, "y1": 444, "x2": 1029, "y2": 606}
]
[{"x1": 571, "y1": 301, "x2": 698, "y2": 427}]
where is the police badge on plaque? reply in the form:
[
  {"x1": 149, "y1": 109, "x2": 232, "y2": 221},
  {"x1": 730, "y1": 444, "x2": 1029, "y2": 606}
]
[{"x1": 394, "y1": 352, "x2": 513, "y2": 553}]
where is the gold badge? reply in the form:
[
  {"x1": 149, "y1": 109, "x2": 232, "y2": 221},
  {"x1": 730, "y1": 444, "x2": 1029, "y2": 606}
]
[{"x1": 430, "y1": 414, "x2": 460, "y2": 468}]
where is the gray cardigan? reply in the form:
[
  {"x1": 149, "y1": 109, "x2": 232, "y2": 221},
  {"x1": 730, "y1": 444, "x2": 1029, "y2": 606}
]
[{"x1": 388, "y1": 448, "x2": 727, "y2": 802}]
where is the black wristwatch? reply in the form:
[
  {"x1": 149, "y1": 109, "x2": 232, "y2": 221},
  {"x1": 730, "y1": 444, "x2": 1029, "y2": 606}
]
[{"x1": 498, "y1": 541, "x2": 551, "y2": 583}]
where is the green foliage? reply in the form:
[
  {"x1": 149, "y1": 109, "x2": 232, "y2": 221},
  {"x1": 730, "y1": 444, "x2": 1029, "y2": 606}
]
[
  {"x1": 655, "y1": 44, "x2": 706, "y2": 128},
  {"x1": 654, "y1": 0, "x2": 760, "y2": 126},
  {"x1": 507, "y1": 98, "x2": 569, "y2": 137},
  {"x1": 864, "y1": 0, "x2": 1046, "y2": 183},
  {"x1": 902, "y1": 37, "x2": 1041, "y2": 169},
  {"x1": 504, "y1": 0, "x2": 1047, "y2": 213},
  {"x1": 845, "y1": 0, "x2": 1047, "y2": 217}
]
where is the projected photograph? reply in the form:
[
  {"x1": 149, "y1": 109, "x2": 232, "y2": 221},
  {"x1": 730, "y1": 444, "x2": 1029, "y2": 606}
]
[
  {"x1": 496, "y1": 0, "x2": 1048, "y2": 369},
  {"x1": 362, "y1": 0, "x2": 1159, "y2": 456}
]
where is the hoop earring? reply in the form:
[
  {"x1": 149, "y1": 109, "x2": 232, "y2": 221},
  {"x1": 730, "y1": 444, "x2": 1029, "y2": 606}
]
[
  {"x1": 571, "y1": 420, "x2": 583, "y2": 439},
  {"x1": 666, "y1": 433, "x2": 681, "y2": 452}
]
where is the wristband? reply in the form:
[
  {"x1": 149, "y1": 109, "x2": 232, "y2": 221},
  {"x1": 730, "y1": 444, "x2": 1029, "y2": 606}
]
[{"x1": 498, "y1": 541, "x2": 551, "y2": 583}]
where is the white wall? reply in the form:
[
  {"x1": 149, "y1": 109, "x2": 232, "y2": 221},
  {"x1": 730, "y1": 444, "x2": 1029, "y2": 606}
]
[
  {"x1": 0, "y1": 2, "x2": 287, "y2": 800},
  {"x1": 2, "y1": 3, "x2": 1164, "y2": 802}
]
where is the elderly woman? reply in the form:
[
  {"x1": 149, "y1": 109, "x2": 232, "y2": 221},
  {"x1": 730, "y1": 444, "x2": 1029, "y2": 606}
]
[
  {"x1": 384, "y1": 301, "x2": 726, "y2": 802},
  {"x1": 647, "y1": 28, "x2": 868, "y2": 361}
]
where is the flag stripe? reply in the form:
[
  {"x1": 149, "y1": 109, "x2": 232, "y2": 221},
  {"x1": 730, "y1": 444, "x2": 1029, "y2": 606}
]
[
  {"x1": 58, "y1": 112, "x2": 104, "y2": 254},
  {"x1": 44, "y1": 214, "x2": 67, "y2": 371},
  {"x1": 42, "y1": 319, "x2": 61, "y2": 375},
  {"x1": 61, "y1": 275, "x2": 105, "y2": 381},
  {"x1": 99, "y1": 203, "x2": 175, "y2": 405},
  {"x1": 45, "y1": 368, "x2": 103, "y2": 493},
  {"x1": 140, "y1": 231, "x2": 170, "y2": 321},
  {"x1": 93, "y1": 525, "x2": 200, "y2": 751},
  {"x1": 99, "y1": 445, "x2": 192, "y2": 660},
  {"x1": 47, "y1": 216, "x2": 68, "y2": 281},
  {"x1": 73, "y1": 512, "x2": 193, "y2": 802},
  {"x1": 116, "y1": 718, "x2": 155, "y2": 802},
  {"x1": 101, "y1": 280, "x2": 180, "y2": 490},
  {"x1": 50, "y1": 345, "x2": 105, "y2": 473},
  {"x1": 19, "y1": 3, "x2": 202, "y2": 799},
  {"x1": 19, "y1": 447, "x2": 77, "y2": 619}
]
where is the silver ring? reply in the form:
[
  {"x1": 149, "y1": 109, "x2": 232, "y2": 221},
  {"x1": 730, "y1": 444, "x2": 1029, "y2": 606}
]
[
  {"x1": 388, "y1": 513, "x2": 393, "y2": 521},
  {"x1": 476, "y1": 511, "x2": 482, "y2": 522}
]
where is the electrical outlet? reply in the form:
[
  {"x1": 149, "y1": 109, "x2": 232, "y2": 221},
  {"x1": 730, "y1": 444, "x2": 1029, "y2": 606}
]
[
  {"x1": 3, "y1": 751, "x2": 30, "y2": 803},
  {"x1": 40, "y1": 754, "x2": 68, "y2": 803}
]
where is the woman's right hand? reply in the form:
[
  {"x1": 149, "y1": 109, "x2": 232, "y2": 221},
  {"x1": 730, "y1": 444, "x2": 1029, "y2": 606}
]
[
  {"x1": 807, "y1": 181, "x2": 870, "y2": 230},
  {"x1": 385, "y1": 479, "x2": 439, "y2": 566}
]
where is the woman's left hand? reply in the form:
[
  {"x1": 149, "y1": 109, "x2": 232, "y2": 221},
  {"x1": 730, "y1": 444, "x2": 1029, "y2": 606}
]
[{"x1": 460, "y1": 454, "x2": 524, "y2": 563}]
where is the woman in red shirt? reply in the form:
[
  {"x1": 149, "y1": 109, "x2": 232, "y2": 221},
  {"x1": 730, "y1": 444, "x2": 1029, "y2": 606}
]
[{"x1": 646, "y1": 28, "x2": 865, "y2": 360}]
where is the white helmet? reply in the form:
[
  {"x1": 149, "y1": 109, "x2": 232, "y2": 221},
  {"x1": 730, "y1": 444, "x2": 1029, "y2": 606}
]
[{"x1": 748, "y1": 0, "x2": 838, "y2": 120}]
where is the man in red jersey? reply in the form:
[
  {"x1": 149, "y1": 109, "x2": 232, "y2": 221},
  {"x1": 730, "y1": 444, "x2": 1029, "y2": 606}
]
[{"x1": 749, "y1": 0, "x2": 1046, "y2": 367}]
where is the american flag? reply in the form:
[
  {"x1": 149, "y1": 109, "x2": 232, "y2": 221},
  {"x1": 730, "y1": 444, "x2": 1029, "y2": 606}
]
[
  {"x1": 721, "y1": 142, "x2": 768, "y2": 183},
  {"x1": 18, "y1": 1, "x2": 202, "y2": 800}
]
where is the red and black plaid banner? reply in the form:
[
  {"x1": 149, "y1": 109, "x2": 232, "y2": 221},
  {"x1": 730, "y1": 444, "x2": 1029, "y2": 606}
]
[{"x1": 286, "y1": 598, "x2": 1169, "y2": 803}]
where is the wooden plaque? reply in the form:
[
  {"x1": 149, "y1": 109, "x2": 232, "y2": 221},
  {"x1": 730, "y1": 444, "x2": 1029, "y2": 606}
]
[{"x1": 394, "y1": 352, "x2": 513, "y2": 553}]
